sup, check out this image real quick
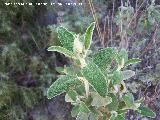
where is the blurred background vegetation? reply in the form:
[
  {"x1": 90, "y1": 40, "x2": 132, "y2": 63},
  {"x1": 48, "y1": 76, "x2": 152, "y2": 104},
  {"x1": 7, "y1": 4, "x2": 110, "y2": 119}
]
[{"x1": 0, "y1": 0, "x2": 160, "y2": 120}]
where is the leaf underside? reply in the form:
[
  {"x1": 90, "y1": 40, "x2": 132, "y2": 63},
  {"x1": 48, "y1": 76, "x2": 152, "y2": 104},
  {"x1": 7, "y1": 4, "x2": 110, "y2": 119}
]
[{"x1": 91, "y1": 92, "x2": 112, "y2": 107}]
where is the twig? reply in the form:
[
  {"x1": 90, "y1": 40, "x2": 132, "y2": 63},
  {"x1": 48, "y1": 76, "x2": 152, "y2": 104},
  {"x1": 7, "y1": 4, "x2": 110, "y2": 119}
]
[
  {"x1": 111, "y1": 0, "x2": 115, "y2": 47},
  {"x1": 102, "y1": 16, "x2": 107, "y2": 47},
  {"x1": 140, "y1": 24, "x2": 158, "y2": 57},
  {"x1": 127, "y1": 0, "x2": 146, "y2": 28}
]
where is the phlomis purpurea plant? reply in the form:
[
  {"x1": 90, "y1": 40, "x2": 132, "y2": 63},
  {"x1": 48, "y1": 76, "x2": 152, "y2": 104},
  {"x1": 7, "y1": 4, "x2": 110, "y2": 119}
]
[{"x1": 47, "y1": 22, "x2": 156, "y2": 120}]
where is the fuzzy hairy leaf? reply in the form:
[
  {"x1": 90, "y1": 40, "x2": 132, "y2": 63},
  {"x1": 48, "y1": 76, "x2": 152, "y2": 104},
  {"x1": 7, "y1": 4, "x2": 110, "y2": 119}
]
[
  {"x1": 76, "y1": 112, "x2": 89, "y2": 120},
  {"x1": 93, "y1": 48, "x2": 117, "y2": 70},
  {"x1": 109, "y1": 112, "x2": 124, "y2": 120},
  {"x1": 122, "y1": 70, "x2": 135, "y2": 80},
  {"x1": 47, "y1": 75, "x2": 80, "y2": 99},
  {"x1": 55, "y1": 67, "x2": 65, "y2": 74},
  {"x1": 82, "y1": 62, "x2": 108, "y2": 97},
  {"x1": 71, "y1": 106, "x2": 80, "y2": 118},
  {"x1": 91, "y1": 92, "x2": 112, "y2": 107},
  {"x1": 65, "y1": 93, "x2": 74, "y2": 103},
  {"x1": 125, "y1": 58, "x2": 141, "y2": 66},
  {"x1": 84, "y1": 22, "x2": 95, "y2": 50},
  {"x1": 107, "y1": 93, "x2": 119, "y2": 111},
  {"x1": 138, "y1": 105, "x2": 156, "y2": 118},
  {"x1": 57, "y1": 26, "x2": 75, "y2": 51},
  {"x1": 118, "y1": 48, "x2": 128, "y2": 63},
  {"x1": 114, "y1": 114, "x2": 125, "y2": 120},
  {"x1": 67, "y1": 90, "x2": 78, "y2": 101},
  {"x1": 112, "y1": 70, "x2": 123, "y2": 85},
  {"x1": 71, "y1": 102, "x2": 90, "y2": 119},
  {"x1": 65, "y1": 90, "x2": 78, "y2": 103},
  {"x1": 88, "y1": 112, "x2": 99, "y2": 120},
  {"x1": 109, "y1": 113, "x2": 117, "y2": 120},
  {"x1": 122, "y1": 93, "x2": 134, "y2": 108},
  {"x1": 47, "y1": 46, "x2": 76, "y2": 59},
  {"x1": 79, "y1": 102, "x2": 90, "y2": 113},
  {"x1": 65, "y1": 66, "x2": 82, "y2": 76}
]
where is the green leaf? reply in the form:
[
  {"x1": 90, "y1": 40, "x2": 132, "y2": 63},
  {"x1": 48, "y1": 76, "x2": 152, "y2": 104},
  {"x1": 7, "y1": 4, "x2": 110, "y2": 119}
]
[
  {"x1": 79, "y1": 102, "x2": 90, "y2": 113},
  {"x1": 91, "y1": 92, "x2": 112, "y2": 107},
  {"x1": 119, "y1": 48, "x2": 128, "y2": 63},
  {"x1": 64, "y1": 66, "x2": 81, "y2": 76},
  {"x1": 71, "y1": 105, "x2": 80, "y2": 118},
  {"x1": 47, "y1": 46, "x2": 76, "y2": 59},
  {"x1": 71, "y1": 102, "x2": 90, "y2": 118},
  {"x1": 109, "y1": 114, "x2": 116, "y2": 120},
  {"x1": 112, "y1": 70, "x2": 123, "y2": 85},
  {"x1": 93, "y1": 48, "x2": 117, "y2": 70},
  {"x1": 122, "y1": 93, "x2": 134, "y2": 108},
  {"x1": 107, "y1": 93, "x2": 119, "y2": 111},
  {"x1": 114, "y1": 114, "x2": 125, "y2": 120},
  {"x1": 47, "y1": 75, "x2": 80, "y2": 99},
  {"x1": 55, "y1": 66, "x2": 81, "y2": 76},
  {"x1": 65, "y1": 93, "x2": 74, "y2": 103},
  {"x1": 75, "y1": 85, "x2": 86, "y2": 96},
  {"x1": 67, "y1": 90, "x2": 78, "y2": 101},
  {"x1": 88, "y1": 112, "x2": 99, "y2": 120},
  {"x1": 82, "y1": 62, "x2": 108, "y2": 97},
  {"x1": 57, "y1": 26, "x2": 75, "y2": 51},
  {"x1": 122, "y1": 70, "x2": 135, "y2": 80},
  {"x1": 116, "y1": 48, "x2": 128, "y2": 66},
  {"x1": 138, "y1": 105, "x2": 156, "y2": 118},
  {"x1": 77, "y1": 112, "x2": 89, "y2": 120},
  {"x1": 55, "y1": 67, "x2": 65, "y2": 74},
  {"x1": 125, "y1": 58, "x2": 141, "y2": 66},
  {"x1": 65, "y1": 90, "x2": 78, "y2": 103},
  {"x1": 84, "y1": 22, "x2": 95, "y2": 50},
  {"x1": 118, "y1": 101, "x2": 126, "y2": 110}
]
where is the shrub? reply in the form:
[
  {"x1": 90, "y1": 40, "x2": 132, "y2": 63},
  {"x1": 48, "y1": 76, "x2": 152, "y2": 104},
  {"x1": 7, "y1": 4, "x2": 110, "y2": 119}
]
[{"x1": 47, "y1": 22, "x2": 156, "y2": 120}]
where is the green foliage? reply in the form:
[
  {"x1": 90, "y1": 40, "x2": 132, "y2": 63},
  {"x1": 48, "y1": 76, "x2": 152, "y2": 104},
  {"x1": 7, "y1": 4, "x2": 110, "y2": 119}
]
[
  {"x1": 112, "y1": 70, "x2": 123, "y2": 85},
  {"x1": 138, "y1": 105, "x2": 156, "y2": 118},
  {"x1": 91, "y1": 92, "x2": 112, "y2": 107},
  {"x1": 47, "y1": 75, "x2": 80, "y2": 99},
  {"x1": 57, "y1": 26, "x2": 75, "y2": 51},
  {"x1": 125, "y1": 58, "x2": 141, "y2": 67},
  {"x1": 84, "y1": 22, "x2": 95, "y2": 50},
  {"x1": 47, "y1": 46, "x2": 76, "y2": 59},
  {"x1": 114, "y1": 114, "x2": 125, "y2": 120},
  {"x1": 82, "y1": 61, "x2": 108, "y2": 97},
  {"x1": 122, "y1": 93, "x2": 134, "y2": 108},
  {"x1": 107, "y1": 93, "x2": 119, "y2": 111},
  {"x1": 47, "y1": 23, "x2": 156, "y2": 119},
  {"x1": 93, "y1": 48, "x2": 117, "y2": 70}
]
